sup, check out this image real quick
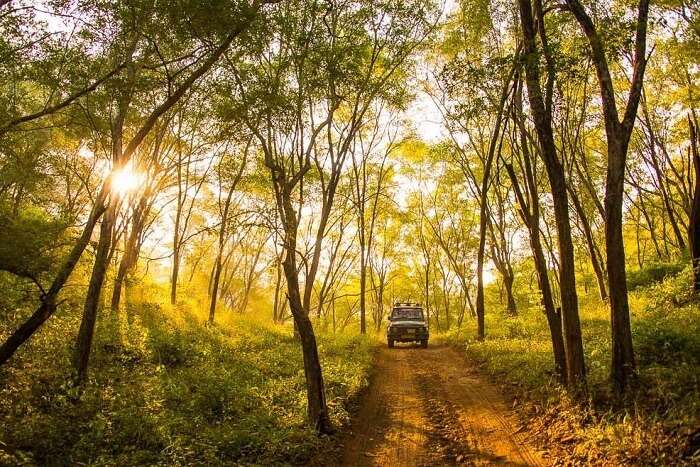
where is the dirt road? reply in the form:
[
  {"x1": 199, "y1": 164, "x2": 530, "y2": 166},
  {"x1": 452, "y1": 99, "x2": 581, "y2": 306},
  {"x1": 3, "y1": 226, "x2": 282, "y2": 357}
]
[{"x1": 335, "y1": 345, "x2": 545, "y2": 466}]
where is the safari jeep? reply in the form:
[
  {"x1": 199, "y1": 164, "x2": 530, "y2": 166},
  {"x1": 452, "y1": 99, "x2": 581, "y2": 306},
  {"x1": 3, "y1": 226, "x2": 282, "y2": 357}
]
[{"x1": 387, "y1": 302, "x2": 428, "y2": 348}]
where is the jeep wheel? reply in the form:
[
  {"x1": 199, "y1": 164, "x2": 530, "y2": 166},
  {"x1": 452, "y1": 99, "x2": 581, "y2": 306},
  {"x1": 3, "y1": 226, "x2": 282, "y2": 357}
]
[
  {"x1": 421, "y1": 339, "x2": 428, "y2": 348},
  {"x1": 388, "y1": 339, "x2": 394, "y2": 348}
]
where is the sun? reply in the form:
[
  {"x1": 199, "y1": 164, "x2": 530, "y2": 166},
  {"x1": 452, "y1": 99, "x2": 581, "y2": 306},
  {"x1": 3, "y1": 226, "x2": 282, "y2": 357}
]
[
  {"x1": 482, "y1": 268, "x2": 496, "y2": 286},
  {"x1": 110, "y1": 162, "x2": 144, "y2": 197}
]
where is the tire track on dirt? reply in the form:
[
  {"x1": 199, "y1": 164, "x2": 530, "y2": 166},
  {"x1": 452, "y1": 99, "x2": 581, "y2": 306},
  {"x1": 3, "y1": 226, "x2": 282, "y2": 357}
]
[{"x1": 333, "y1": 345, "x2": 544, "y2": 467}]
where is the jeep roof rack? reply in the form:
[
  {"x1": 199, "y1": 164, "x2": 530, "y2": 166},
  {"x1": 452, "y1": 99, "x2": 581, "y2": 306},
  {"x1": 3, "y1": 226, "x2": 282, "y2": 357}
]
[{"x1": 393, "y1": 301, "x2": 421, "y2": 307}]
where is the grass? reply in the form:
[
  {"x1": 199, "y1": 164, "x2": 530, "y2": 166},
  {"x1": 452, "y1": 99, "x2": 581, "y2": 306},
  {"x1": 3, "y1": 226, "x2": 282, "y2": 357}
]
[
  {"x1": 0, "y1": 292, "x2": 375, "y2": 466},
  {"x1": 440, "y1": 266, "x2": 700, "y2": 465}
]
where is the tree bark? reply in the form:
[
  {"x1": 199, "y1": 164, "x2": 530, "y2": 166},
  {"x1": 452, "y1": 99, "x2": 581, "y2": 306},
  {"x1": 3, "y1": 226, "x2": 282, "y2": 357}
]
[
  {"x1": 505, "y1": 106, "x2": 567, "y2": 379},
  {"x1": 279, "y1": 185, "x2": 332, "y2": 434},
  {"x1": 688, "y1": 116, "x2": 700, "y2": 291},
  {"x1": 74, "y1": 201, "x2": 116, "y2": 382},
  {"x1": 519, "y1": 0, "x2": 586, "y2": 388},
  {"x1": 564, "y1": 0, "x2": 649, "y2": 393}
]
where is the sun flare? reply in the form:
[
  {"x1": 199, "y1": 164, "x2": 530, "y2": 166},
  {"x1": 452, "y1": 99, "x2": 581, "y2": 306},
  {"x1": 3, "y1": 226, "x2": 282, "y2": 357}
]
[{"x1": 110, "y1": 163, "x2": 144, "y2": 197}]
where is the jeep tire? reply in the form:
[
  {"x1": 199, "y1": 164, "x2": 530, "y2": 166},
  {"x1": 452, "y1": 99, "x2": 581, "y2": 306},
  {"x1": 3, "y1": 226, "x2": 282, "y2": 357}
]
[
  {"x1": 388, "y1": 339, "x2": 394, "y2": 348},
  {"x1": 421, "y1": 339, "x2": 428, "y2": 348}
]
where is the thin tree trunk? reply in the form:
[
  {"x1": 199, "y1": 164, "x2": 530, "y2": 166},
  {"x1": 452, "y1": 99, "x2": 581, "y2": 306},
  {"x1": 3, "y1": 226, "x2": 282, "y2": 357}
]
[
  {"x1": 505, "y1": 131, "x2": 567, "y2": 379},
  {"x1": 111, "y1": 198, "x2": 146, "y2": 312},
  {"x1": 280, "y1": 193, "x2": 332, "y2": 434},
  {"x1": 569, "y1": 187, "x2": 608, "y2": 300},
  {"x1": 640, "y1": 100, "x2": 687, "y2": 250},
  {"x1": 74, "y1": 201, "x2": 116, "y2": 382},
  {"x1": 519, "y1": 0, "x2": 586, "y2": 387},
  {"x1": 359, "y1": 250, "x2": 367, "y2": 334},
  {"x1": 74, "y1": 68, "x2": 133, "y2": 382},
  {"x1": 475, "y1": 54, "x2": 519, "y2": 340}
]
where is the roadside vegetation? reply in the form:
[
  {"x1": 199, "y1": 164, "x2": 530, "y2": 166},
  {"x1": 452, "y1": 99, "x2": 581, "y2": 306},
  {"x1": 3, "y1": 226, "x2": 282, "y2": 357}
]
[
  {"x1": 443, "y1": 264, "x2": 700, "y2": 465},
  {"x1": 0, "y1": 285, "x2": 374, "y2": 466}
]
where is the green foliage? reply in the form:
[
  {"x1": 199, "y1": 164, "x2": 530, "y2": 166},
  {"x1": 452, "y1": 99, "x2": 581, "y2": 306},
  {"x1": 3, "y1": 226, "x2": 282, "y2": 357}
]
[
  {"x1": 0, "y1": 203, "x2": 68, "y2": 280},
  {"x1": 626, "y1": 260, "x2": 687, "y2": 291},
  {"x1": 0, "y1": 300, "x2": 375, "y2": 466}
]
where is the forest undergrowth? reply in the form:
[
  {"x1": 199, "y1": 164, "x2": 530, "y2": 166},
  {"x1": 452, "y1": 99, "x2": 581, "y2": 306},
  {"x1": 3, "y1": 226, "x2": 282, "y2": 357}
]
[
  {"x1": 442, "y1": 265, "x2": 700, "y2": 465},
  {"x1": 0, "y1": 284, "x2": 375, "y2": 466}
]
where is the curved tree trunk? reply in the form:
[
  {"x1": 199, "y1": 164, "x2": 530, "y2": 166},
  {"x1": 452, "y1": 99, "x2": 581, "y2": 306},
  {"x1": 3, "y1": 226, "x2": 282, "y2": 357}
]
[
  {"x1": 280, "y1": 193, "x2": 332, "y2": 434},
  {"x1": 0, "y1": 188, "x2": 108, "y2": 365}
]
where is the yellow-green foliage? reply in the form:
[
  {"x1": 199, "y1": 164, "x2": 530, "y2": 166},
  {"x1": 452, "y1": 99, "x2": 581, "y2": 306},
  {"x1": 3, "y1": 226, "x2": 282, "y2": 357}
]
[
  {"x1": 0, "y1": 296, "x2": 375, "y2": 466},
  {"x1": 440, "y1": 267, "x2": 700, "y2": 464}
]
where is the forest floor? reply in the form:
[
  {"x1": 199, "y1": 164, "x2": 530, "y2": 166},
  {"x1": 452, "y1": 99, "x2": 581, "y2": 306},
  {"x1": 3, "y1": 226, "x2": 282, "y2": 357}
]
[{"x1": 325, "y1": 344, "x2": 545, "y2": 466}]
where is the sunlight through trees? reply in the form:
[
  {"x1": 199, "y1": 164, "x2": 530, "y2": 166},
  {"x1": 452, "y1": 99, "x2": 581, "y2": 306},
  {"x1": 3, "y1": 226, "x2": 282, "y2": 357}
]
[{"x1": 1, "y1": 0, "x2": 699, "y2": 464}]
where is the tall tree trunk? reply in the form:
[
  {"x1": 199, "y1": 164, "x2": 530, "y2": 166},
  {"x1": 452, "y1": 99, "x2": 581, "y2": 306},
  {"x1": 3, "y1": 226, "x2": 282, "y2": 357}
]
[
  {"x1": 505, "y1": 120, "x2": 567, "y2": 379},
  {"x1": 209, "y1": 175, "x2": 239, "y2": 323},
  {"x1": 359, "y1": 249, "x2": 367, "y2": 334},
  {"x1": 564, "y1": 0, "x2": 649, "y2": 393},
  {"x1": 280, "y1": 192, "x2": 332, "y2": 434},
  {"x1": 688, "y1": 116, "x2": 700, "y2": 291},
  {"x1": 475, "y1": 54, "x2": 519, "y2": 340},
  {"x1": 606, "y1": 139, "x2": 637, "y2": 392},
  {"x1": 74, "y1": 201, "x2": 116, "y2": 382},
  {"x1": 74, "y1": 72, "x2": 132, "y2": 382},
  {"x1": 519, "y1": 0, "x2": 586, "y2": 387}
]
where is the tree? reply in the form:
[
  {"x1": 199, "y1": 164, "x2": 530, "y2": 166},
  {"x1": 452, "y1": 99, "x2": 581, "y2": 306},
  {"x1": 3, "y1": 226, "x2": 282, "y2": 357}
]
[
  {"x1": 504, "y1": 77, "x2": 566, "y2": 377},
  {"x1": 208, "y1": 142, "x2": 249, "y2": 323},
  {"x1": 563, "y1": 0, "x2": 650, "y2": 393},
  {"x1": 349, "y1": 109, "x2": 398, "y2": 334},
  {"x1": 688, "y1": 116, "x2": 700, "y2": 290},
  {"x1": 0, "y1": 0, "x2": 267, "y2": 369},
  {"x1": 517, "y1": 0, "x2": 586, "y2": 388}
]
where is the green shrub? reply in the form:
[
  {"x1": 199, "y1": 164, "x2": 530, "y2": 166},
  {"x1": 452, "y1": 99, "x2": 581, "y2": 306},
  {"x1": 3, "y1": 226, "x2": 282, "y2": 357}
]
[
  {"x1": 626, "y1": 260, "x2": 686, "y2": 291},
  {"x1": 440, "y1": 269, "x2": 700, "y2": 464},
  {"x1": 0, "y1": 301, "x2": 376, "y2": 466}
]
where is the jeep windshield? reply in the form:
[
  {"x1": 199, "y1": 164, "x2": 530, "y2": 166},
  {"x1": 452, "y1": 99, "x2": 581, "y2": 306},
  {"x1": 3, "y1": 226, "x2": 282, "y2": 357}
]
[{"x1": 391, "y1": 308, "x2": 423, "y2": 321}]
